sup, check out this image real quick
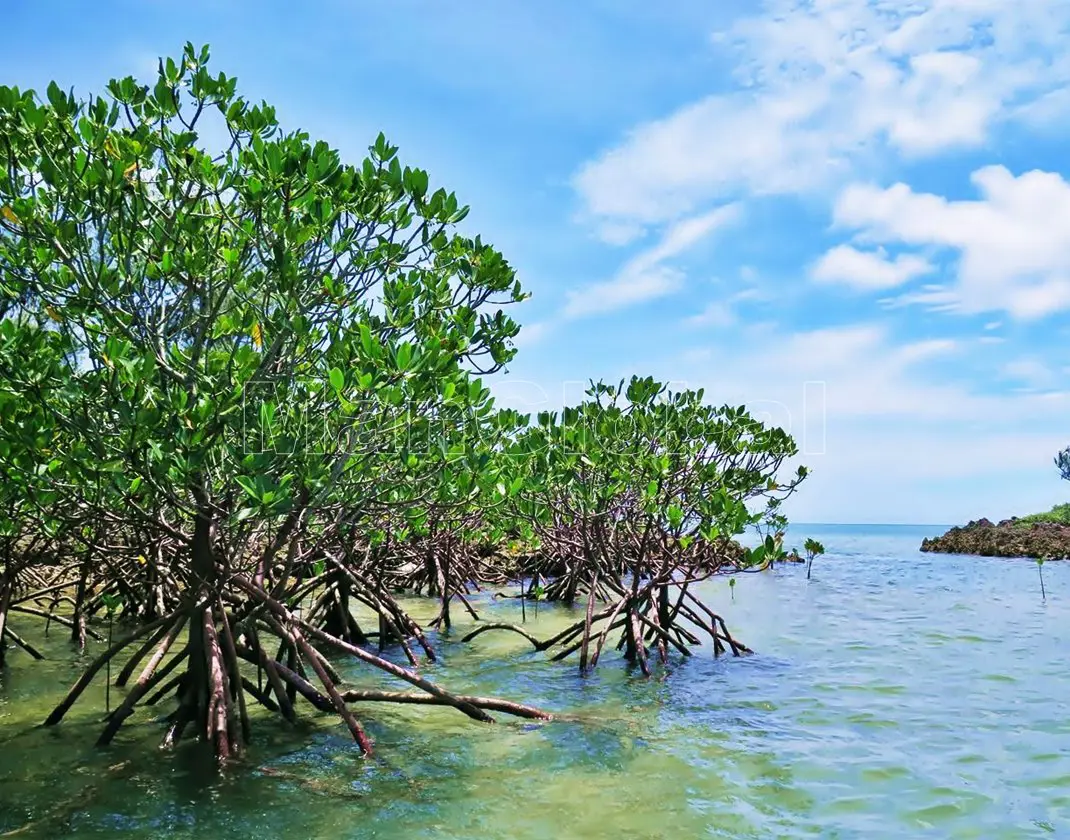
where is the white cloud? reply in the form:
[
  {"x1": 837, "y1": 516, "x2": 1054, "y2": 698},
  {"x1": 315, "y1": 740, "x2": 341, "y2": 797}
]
[
  {"x1": 542, "y1": 0, "x2": 1070, "y2": 521},
  {"x1": 811, "y1": 244, "x2": 933, "y2": 289},
  {"x1": 672, "y1": 321, "x2": 1070, "y2": 433},
  {"x1": 514, "y1": 320, "x2": 552, "y2": 349},
  {"x1": 658, "y1": 322, "x2": 1068, "y2": 521},
  {"x1": 732, "y1": 287, "x2": 765, "y2": 303},
  {"x1": 685, "y1": 301, "x2": 736, "y2": 329},
  {"x1": 833, "y1": 166, "x2": 1070, "y2": 318},
  {"x1": 637, "y1": 204, "x2": 741, "y2": 267},
  {"x1": 562, "y1": 265, "x2": 682, "y2": 319},
  {"x1": 573, "y1": 0, "x2": 1070, "y2": 236},
  {"x1": 562, "y1": 205, "x2": 739, "y2": 318},
  {"x1": 677, "y1": 323, "x2": 983, "y2": 421},
  {"x1": 999, "y1": 357, "x2": 1056, "y2": 390},
  {"x1": 1015, "y1": 87, "x2": 1070, "y2": 130},
  {"x1": 685, "y1": 286, "x2": 767, "y2": 329},
  {"x1": 595, "y1": 221, "x2": 647, "y2": 247},
  {"x1": 790, "y1": 426, "x2": 1069, "y2": 523},
  {"x1": 894, "y1": 338, "x2": 960, "y2": 365}
]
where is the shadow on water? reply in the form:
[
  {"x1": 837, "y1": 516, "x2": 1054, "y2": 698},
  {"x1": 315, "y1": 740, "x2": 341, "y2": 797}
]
[{"x1": 1, "y1": 524, "x2": 1068, "y2": 838}]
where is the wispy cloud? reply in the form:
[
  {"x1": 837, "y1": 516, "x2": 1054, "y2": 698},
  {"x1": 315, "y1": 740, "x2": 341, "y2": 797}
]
[
  {"x1": 563, "y1": 204, "x2": 740, "y2": 318},
  {"x1": 573, "y1": 0, "x2": 1070, "y2": 238},
  {"x1": 513, "y1": 320, "x2": 552, "y2": 349},
  {"x1": 999, "y1": 357, "x2": 1058, "y2": 391},
  {"x1": 675, "y1": 321, "x2": 1055, "y2": 425},
  {"x1": 562, "y1": 265, "x2": 683, "y2": 319},
  {"x1": 685, "y1": 301, "x2": 736, "y2": 329},
  {"x1": 684, "y1": 286, "x2": 768, "y2": 329},
  {"x1": 658, "y1": 323, "x2": 1067, "y2": 520}
]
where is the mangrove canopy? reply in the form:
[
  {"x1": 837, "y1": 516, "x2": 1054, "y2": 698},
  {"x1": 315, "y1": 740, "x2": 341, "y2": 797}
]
[{"x1": 0, "y1": 44, "x2": 809, "y2": 763}]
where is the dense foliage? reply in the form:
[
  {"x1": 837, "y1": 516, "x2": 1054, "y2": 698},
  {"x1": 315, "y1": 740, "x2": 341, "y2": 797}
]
[
  {"x1": 1018, "y1": 503, "x2": 1070, "y2": 527},
  {"x1": 463, "y1": 377, "x2": 804, "y2": 672},
  {"x1": 0, "y1": 46, "x2": 810, "y2": 762}
]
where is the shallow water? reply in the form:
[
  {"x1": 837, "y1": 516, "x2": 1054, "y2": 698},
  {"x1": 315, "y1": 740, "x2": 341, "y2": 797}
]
[{"x1": 1, "y1": 524, "x2": 1068, "y2": 838}]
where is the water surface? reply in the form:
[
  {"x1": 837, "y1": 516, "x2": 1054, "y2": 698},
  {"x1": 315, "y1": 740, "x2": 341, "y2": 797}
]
[{"x1": 1, "y1": 524, "x2": 1067, "y2": 838}]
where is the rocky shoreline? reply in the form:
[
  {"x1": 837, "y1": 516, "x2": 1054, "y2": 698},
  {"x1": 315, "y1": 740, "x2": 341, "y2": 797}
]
[{"x1": 920, "y1": 518, "x2": 1070, "y2": 559}]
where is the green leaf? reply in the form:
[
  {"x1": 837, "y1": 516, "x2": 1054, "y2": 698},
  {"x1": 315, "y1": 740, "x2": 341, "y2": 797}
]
[
  {"x1": 329, "y1": 367, "x2": 344, "y2": 393},
  {"x1": 359, "y1": 323, "x2": 376, "y2": 357},
  {"x1": 666, "y1": 504, "x2": 684, "y2": 529},
  {"x1": 235, "y1": 476, "x2": 261, "y2": 502},
  {"x1": 46, "y1": 81, "x2": 65, "y2": 112}
]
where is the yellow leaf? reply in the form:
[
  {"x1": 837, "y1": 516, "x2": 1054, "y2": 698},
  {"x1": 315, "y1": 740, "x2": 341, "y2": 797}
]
[
  {"x1": 123, "y1": 162, "x2": 139, "y2": 181},
  {"x1": 101, "y1": 352, "x2": 113, "y2": 370},
  {"x1": 104, "y1": 138, "x2": 119, "y2": 159},
  {"x1": 1, "y1": 205, "x2": 16, "y2": 224},
  {"x1": 44, "y1": 305, "x2": 62, "y2": 323},
  {"x1": 137, "y1": 555, "x2": 147, "y2": 565},
  {"x1": 251, "y1": 322, "x2": 263, "y2": 349}
]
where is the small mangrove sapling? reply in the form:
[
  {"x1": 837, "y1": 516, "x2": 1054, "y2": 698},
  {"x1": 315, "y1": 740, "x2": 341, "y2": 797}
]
[{"x1": 805, "y1": 538, "x2": 826, "y2": 581}]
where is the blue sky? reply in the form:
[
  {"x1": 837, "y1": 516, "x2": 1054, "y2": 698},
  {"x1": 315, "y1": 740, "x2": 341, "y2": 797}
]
[{"x1": 4, "y1": 0, "x2": 1069, "y2": 524}]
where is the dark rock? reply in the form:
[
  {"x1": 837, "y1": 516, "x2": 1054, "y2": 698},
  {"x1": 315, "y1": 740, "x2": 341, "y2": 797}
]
[{"x1": 920, "y1": 518, "x2": 1070, "y2": 560}]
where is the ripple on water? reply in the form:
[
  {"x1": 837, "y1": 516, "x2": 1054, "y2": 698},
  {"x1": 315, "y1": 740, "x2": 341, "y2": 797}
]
[{"x1": 0, "y1": 527, "x2": 1069, "y2": 838}]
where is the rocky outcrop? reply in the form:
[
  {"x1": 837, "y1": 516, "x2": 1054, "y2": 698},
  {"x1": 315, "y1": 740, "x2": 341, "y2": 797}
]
[{"x1": 920, "y1": 517, "x2": 1070, "y2": 559}]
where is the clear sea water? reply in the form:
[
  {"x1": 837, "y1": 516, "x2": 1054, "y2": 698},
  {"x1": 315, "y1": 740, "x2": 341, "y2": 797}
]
[{"x1": 1, "y1": 523, "x2": 1067, "y2": 838}]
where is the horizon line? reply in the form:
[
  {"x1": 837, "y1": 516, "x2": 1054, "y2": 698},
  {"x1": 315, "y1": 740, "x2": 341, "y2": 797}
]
[{"x1": 784, "y1": 522, "x2": 951, "y2": 528}]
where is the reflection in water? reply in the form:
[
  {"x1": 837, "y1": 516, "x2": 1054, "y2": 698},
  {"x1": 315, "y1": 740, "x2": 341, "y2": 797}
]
[{"x1": 0, "y1": 524, "x2": 1068, "y2": 838}]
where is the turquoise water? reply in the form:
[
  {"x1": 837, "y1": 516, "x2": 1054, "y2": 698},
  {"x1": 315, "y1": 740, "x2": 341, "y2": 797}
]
[{"x1": 1, "y1": 523, "x2": 1067, "y2": 838}]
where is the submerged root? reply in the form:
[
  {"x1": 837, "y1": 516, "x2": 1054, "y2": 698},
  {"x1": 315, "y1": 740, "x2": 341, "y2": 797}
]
[
  {"x1": 462, "y1": 579, "x2": 750, "y2": 674},
  {"x1": 460, "y1": 622, "x2": 545, "y2": 650},
  {"x1": 42, "y1": 578, "x2": 551, "y2": 762},
  {"x1": 340, "y1": 689, "x2": 552, "y2": 720}
]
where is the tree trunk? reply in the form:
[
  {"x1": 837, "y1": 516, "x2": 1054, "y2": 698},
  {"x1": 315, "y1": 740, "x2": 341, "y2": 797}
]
[
  {"x1": 71, "y1": 559, "x2": 90, "y2": 651},
  {"x1": 168, "y1": 503, "x2": 243, "y2": 762},
  {"x1": 658, "y1": 584, "x2": 670, "y2": 631},
  {"x1": 0, "y1": 567, "x2": 12, "y2": 668}
]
